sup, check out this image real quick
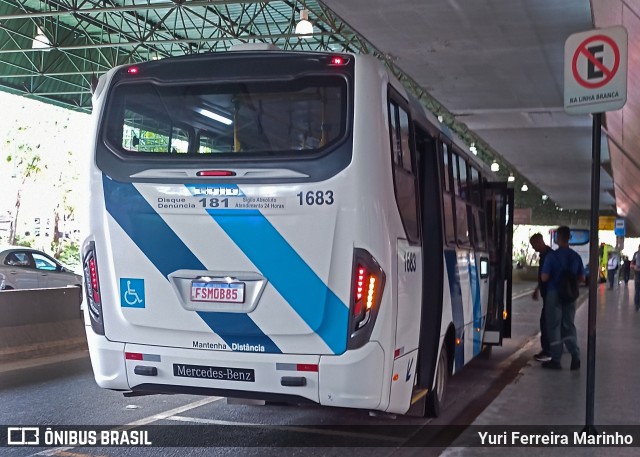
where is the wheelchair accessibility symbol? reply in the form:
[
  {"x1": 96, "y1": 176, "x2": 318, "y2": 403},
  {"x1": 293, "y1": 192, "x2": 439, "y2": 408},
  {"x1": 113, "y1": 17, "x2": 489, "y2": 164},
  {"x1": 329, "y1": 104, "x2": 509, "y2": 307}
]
[{"x1": 120, "y1": 278, "x2": 145, "y2": 308}]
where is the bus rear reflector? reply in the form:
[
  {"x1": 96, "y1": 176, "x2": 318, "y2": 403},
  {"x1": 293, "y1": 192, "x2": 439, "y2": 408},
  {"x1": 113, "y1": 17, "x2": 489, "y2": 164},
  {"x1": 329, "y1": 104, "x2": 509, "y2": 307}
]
[
  {"x1": 296, "y1": 364, "x2": 318, "y2": 372},
  {"x1": 125, "y1": 352, "x2": 143, "y2": 360}
]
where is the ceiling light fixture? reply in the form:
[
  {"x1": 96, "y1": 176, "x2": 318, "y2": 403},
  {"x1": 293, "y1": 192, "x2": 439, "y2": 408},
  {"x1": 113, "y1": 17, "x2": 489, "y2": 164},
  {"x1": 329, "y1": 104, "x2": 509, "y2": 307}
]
[
  {"x1": 196, "y1": 108, "x2": 233, "y2": 125},
  {"x1": 521, "y1": 184, "x2": 528, "y2": 192},
  {"x1": 32, "y1": 26, "x2": 52, "y2": 50},
  {"x1": 542, "y1": 194, "x2": 549, "y2": 201},
  {"x1": 507, "y1": 173, "x2": 515, "y2": 182},
  {"x1": 490, "y1": 161, "x2": 499, "y2": 172},
  {"x1": 295, "y1": 10, "x2": 314, "y2": 38},
  {"x1": 469, "y1": 143, "x2": 477, "y2": 155}
]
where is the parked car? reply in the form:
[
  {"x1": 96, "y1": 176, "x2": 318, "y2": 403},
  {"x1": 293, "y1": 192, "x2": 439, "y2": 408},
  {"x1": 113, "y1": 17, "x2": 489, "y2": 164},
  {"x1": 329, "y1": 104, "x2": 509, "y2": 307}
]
[{"x1": 0, "y1": 246, "x2": 82, "y2": 290}]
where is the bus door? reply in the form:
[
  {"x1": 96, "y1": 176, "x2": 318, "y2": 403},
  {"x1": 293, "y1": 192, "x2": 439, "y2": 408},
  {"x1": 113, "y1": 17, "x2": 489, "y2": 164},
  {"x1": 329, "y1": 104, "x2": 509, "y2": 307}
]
[
  {"x1": 483, "y1": 182, "x2": 513, "y2": 344},
  {"x1": 412, "y1": 126, "x2": 443, "y2": 394}
]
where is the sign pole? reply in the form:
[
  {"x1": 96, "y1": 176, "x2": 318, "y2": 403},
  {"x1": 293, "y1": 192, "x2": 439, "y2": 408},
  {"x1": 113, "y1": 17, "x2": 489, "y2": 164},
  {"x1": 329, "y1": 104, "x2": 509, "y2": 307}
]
[
  {"x1": 565, "y1": 24, "x2": 627, "y2": 433},
  {"x1": 585, "y1": 112, "x2": 602, "y2": 433}
]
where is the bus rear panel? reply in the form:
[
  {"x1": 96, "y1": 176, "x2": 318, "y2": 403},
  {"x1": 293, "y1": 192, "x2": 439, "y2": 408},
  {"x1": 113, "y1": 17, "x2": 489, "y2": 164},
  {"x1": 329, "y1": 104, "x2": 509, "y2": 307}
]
[{"x1": 84, "y1": 52, "x2": 396, "y2": 410}]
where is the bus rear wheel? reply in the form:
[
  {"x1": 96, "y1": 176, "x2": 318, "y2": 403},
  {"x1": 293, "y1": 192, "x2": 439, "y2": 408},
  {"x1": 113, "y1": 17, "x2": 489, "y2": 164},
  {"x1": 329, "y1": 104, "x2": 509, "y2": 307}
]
[{"x1": 425, "y1": 347, "x2": 449, "y2": 417}]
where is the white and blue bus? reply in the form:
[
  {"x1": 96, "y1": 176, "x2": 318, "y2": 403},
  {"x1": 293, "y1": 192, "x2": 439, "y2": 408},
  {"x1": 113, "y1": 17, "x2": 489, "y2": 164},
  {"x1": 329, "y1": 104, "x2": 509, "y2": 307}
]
[{"x1": 82, "y1": 49, "x2": 513, "y2": 416}]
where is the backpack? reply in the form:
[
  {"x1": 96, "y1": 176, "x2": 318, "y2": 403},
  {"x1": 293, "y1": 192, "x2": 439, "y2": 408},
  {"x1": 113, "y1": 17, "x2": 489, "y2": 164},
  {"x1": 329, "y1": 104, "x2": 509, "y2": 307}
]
[{"x1": 557, "y1": 254, "x2": 579, "y2": 303}]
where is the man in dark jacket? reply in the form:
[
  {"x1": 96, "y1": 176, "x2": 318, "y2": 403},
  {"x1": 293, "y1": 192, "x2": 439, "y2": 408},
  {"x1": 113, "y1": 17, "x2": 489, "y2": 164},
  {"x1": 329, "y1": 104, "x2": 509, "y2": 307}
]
[{"x1": 530, "y1": 233, "x2": 552, "y2": 362}]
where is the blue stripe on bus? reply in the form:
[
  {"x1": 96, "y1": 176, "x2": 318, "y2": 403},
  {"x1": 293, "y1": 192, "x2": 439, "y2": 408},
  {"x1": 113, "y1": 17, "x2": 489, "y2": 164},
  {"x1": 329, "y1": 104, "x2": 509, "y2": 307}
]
[
  {"x1": 102, "y1": 176, "x2": 281, "y2": 354},
  {"x1": 208, "y1": 209, "x2": 348, "y2": 355},
  {"x1": 444, "y1": 250, "x2": 465, "y2": 371},
  {"x1": 468, "y1": 254, "x2": 482, "y2": 357}
]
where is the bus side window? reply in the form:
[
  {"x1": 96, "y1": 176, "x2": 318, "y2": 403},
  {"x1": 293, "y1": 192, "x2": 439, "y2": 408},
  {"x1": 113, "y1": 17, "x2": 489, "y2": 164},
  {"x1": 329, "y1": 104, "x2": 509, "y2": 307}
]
[
  {"x1": 458, "y1": 157, "x2": 468, "y2": 200},
  {"x1": 389, "y1": 102, "x2": 402, "y2": 166},
  {"x1": 388, "y1": 95, "x2": 419, "y2": 243},
  {"x1": 455, "y1": 196, "x2": 470, "y2": 247},
  {"x1": 451, "y1": 152, "x2": 470, "y2": 247},
  {"x1": 470, "y1": 166, "x2": 486, "y2": 249},
  {"x1": 441, "y1": 143, "x2": 456, "y2": 246},
  {"x1": 398, "y1": 108, "x2": 413, "y2": 172},
  {"x1": 451, "y1": 153, "x2": 461, "y2": 197},
  {"x1": 442, "y1": 142, "x2": 451, "y2": 193},
  {"x1": 470, "y1": 167, "x2": 482, "y2": 206}
]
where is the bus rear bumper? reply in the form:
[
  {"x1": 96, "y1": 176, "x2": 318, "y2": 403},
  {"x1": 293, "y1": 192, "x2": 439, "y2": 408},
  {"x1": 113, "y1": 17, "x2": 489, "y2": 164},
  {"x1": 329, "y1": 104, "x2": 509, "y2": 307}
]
[
  {"x1": 85, "y1": 329, "x2": 128, "y2": 390},
  {"x1": 123, "y1": 343, "x2": 322, "y2": 403},
  {"x1": 319, "y1": 341, "x2": 385, "y2": 410},
  {"x1": 86, "y1": 337, "x2": 386, "y2": 410}
]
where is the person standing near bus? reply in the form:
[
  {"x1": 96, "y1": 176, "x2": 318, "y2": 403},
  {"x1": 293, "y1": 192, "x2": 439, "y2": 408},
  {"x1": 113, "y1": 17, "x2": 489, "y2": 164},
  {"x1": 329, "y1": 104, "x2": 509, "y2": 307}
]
[
  {"x1": 540, "y1": 226, "x2": 584, "y2": 370},
  {"x1": 530, "y1": 233, "x2": 552, "y2": 362},
  {"x1": 621, "y1": 256, "x2": 631, "y2": 285},
  {"x1": 607, "y1": 251, "x2": 619, "y2": 289},
  {"x1": 632, "y1": 245, "x2": 640, "y2": 310}
]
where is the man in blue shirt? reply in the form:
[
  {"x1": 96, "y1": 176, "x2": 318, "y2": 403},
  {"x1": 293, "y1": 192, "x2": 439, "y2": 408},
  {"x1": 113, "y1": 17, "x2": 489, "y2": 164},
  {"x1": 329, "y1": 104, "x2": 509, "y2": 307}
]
[{"x1": 540, "y1": 226, "x2": 585, "y2": 370}]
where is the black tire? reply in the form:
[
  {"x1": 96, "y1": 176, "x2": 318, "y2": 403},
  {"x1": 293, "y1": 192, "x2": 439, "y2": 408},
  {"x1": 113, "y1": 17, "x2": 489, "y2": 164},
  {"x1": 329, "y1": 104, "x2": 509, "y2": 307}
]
[{"x1": 425, "y1": 346, "x2": 449, "y2": 417}]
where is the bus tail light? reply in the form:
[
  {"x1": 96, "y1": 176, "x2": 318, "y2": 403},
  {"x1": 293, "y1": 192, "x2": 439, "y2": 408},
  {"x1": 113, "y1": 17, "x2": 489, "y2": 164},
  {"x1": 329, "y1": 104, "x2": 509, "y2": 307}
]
[
  {"x1": 328, "y1": 56, "x2": 349, "y2": 66},
  {"x1": 83, "y1": 242, "x2": 105, "y2": 335},
  {"x1": 348, "y1": 249, "x2": 385, "y2": 349}
]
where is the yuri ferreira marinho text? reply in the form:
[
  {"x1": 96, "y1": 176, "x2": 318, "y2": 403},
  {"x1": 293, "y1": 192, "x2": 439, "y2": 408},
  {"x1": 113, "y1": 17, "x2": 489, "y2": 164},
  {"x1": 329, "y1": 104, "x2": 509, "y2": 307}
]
[{"x1": 478, "y1": 431, "x2": 633, "y2": 446}]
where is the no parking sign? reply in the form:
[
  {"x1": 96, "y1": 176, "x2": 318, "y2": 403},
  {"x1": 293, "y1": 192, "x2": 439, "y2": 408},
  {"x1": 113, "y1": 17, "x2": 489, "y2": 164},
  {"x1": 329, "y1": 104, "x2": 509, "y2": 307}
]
[{"x1": 564, "y1": 26, "x2": 627, "y2": 114}]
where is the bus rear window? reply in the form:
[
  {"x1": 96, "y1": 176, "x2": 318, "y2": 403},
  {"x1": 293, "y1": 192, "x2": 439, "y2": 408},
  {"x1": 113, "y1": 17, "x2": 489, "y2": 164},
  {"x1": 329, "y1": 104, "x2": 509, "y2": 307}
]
[
  {"x1": 552, "y1": 229, "x2": 590, "y2": 246},
  {"x1": 104, "y1": 76, "x2": 347, "y2": 157}
]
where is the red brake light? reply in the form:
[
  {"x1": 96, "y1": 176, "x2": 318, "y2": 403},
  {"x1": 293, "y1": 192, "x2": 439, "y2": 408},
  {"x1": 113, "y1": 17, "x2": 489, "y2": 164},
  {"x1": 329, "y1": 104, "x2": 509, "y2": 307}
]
[
  {"x1": 356, "y1": 267, "x2": 365, "y2": 301},
  {"x1": 196, "y1": 170, "x2": 236, "y2": 177},
  {"x1": 127, "y1": 66, "x2": 140, "y2": 75},
  {"x1": 89, "y1": 257, "x2": 100, "y2": 303},
  {"x1": 329, "y1": 56, "x2": 348, "y2": 66}
]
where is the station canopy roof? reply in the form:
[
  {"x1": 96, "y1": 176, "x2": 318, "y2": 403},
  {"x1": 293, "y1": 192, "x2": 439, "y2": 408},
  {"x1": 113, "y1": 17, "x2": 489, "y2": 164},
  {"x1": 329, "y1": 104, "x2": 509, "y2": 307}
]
[{"x1": 0, "y1": 0, "x2": 638, "y2": 235}]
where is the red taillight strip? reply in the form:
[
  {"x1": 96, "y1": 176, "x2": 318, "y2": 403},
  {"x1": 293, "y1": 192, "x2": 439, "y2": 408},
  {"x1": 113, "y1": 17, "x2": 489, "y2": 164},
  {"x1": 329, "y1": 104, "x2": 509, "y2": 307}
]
[
  {"x1": 196, "y1": 170, "x2": 236, "y2": 177},
  {"x1": 296, "y1": 364, "x2": 319, "y2": 372},
  {"x1": 125, "y1": 352, "x2": 143, "y2": 360},
  {"x1": 89, "y1": 257, "x2": 99, "y2": 303},
  {"x1": 356, "y1": 267, "x2": 365, "y2": 301}
]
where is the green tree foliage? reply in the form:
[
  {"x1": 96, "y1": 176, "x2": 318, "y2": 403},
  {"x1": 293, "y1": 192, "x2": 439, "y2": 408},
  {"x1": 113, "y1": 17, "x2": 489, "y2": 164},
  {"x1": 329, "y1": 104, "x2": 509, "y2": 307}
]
[
  {"x1": 1, "y1": 95, "x2": 89, "y2": 252},
  {"x1": 52, "y1": 240, "x2": 80, "y2": 271},
  {"x1": 5, "y1": 130, "x2": 43, "y2": 244}
]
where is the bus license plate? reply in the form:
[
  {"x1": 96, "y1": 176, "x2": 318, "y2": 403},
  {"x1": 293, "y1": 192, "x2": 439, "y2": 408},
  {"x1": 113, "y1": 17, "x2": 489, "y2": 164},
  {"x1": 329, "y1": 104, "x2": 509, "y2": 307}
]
[{"x1": 191, "y1": 281, "x2": 245, "y2": 303}]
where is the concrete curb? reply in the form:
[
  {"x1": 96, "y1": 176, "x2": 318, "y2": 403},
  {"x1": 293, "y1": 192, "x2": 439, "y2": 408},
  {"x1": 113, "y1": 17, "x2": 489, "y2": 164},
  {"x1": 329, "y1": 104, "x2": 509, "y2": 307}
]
[{"x1": 0, "y1": 288, "x2": 86, "y2": 363}]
